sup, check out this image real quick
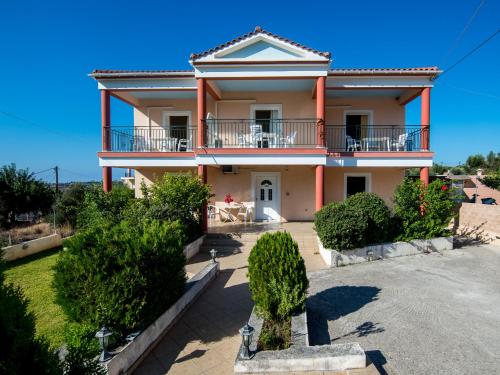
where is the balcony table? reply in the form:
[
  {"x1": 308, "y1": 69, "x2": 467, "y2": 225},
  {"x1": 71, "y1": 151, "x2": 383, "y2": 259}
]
[{"x1": 362, "y1": 137, "x2": 390, "y2": 151}]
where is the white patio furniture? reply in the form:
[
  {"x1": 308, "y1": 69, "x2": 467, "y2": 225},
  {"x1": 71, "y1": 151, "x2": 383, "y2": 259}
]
[
  {"x1": 237, "y1": 132, "x2": 251, "y2": 147},
  {"x1": 236, "y1": 204, "x2": 253, "y2": 223},
  {"x1": 346, "y1": 135, "x2": 361, "y2": 151},
  {"x1": 362, "y1": 136, "x2": 390, "y2": 151},
  {"x1": 280, "y1": 131, "x2": 297, "y2": 148},
  {"x1": 177, "y1": 133, "x2": 193, "y2": 151},
  {"x1": 250, "y1": 124, "x2": 263, "y2": 147},
  {"x1": 208, "y1": 204, "x2": 218, "y2": 220},
  {"x1": 391, "y1": 133, "x2": 408, "y2": 151}
]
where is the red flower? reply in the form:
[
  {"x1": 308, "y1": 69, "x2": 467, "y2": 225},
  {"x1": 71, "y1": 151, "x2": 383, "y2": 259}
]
[
  {"x1": 224, "y1": 193, "x2": 234, "y2": 204},
  {"x1": 441, "y1": 185, "x2": 448, "y2": 191}
]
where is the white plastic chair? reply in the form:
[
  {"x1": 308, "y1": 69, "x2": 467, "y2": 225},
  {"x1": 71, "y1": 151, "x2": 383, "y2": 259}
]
[
  {"x1": 391, "y1": 133, "x2": 408, "y2": 151},
  {"x1": 280, "y1": 131, "x2": 297, "y2": 148},
  {"x1": 177, "y1": 133, "x2": 193, "y2": 152},
  {"x1": 236, "y1": 204, "x2": 253, "y2": 223},
  {"x1": 346, "y1": 135, "x2": 361, "y2": 151},
  {"x1": 250, "y1": 124, "x2": 263, "y2": 148}
]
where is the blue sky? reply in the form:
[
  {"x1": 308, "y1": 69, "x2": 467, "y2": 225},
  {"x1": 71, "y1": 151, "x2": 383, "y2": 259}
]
[{"x1": 1, "y1": 0, "x2": 499, "y2": 182}]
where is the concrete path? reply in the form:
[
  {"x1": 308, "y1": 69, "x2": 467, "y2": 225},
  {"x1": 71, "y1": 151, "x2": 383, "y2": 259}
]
[
  {"x1": 134, "y1": 222, "x2": 378, "y2": 374},
  {"x1": 307, "y1": 245, "x2": 500, "y2": 375}
]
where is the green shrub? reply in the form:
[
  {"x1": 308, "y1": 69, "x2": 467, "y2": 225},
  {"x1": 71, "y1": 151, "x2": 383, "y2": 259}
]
[
  {"x1": 315, "y1": 202, "x2": 368, "y2": 250},
  {"x1": 76, "y1": 184, "x2": 134, "y2": 230},
  {"x1": 345, "y1": 192, "x2": 390, "y2": 244},
  {"x1": 247, "y1": 232, "x2": 308, "y2": 321},
  {"x1": 54, "y1": 183, "x2": 88, "y2": 228},
  {"x1": 0, "y1": 262, "x2": 61, "y2": 374},
  {"x1": 54, "y1": 219, "x2": 186, "y2": 336},
  {"x1": 61, "y1": 323, "x2": 105, "y2": 375},
  {"x1": 393, "y1": 178, "x2": 454, "y2": 241},
  {"x1": 126, "y1": 174, "x2": 212, "y2": 242}
]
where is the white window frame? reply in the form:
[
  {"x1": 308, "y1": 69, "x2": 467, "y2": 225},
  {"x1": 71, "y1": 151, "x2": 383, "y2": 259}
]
[
  {"x1": 162, "y1": 111, "x2": 192, "y2": 129},
  {"x1": 249, "y1": 104, "x2": 283, "y2": 119},
  {"x1": 343, "y1": 109, "x2": 374, "y2": 137},
  {"x1": 343, "y1": 172, "x2": 372, "y2": 200}
]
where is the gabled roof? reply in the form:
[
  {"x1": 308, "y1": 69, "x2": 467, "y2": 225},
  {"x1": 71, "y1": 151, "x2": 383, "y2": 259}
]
[{"x1": 190, "y1": 26, "x2": 331, "y2": 62}]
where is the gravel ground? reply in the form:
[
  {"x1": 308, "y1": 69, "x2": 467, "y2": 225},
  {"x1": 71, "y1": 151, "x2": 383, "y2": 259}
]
[{"x1": 307, "y1": 245, "x2": 500, "y2": 375}]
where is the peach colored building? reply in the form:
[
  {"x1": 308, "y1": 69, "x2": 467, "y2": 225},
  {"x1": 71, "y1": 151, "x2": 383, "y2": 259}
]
[{"x1": 90, "y1": 27, "x2": 439, "y2": 227}]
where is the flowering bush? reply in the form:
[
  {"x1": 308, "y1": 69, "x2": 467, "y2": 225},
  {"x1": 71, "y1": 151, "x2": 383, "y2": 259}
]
[
  {"x1": 393, "y1": 178, "x2": 454, "y2": 241},
  {"x1": 224, "y1": 193, "x2": 234, "y2": 204}
]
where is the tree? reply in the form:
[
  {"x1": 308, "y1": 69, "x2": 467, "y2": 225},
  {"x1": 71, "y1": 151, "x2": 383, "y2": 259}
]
[
  {"x1": 54, "y1": 183, "x2": 88, "y2": 228},
  {"x1": 0, "y1": 164, "x2": 54, "y2": 228},
  {"x1": 465, "y1": 154, "x2": 486, "y2": 173},
  {"x1": 430, "y1": 162, "x2": 448, "y2": 175}
]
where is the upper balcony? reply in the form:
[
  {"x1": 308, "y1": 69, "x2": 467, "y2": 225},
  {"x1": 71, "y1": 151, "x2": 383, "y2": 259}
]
[{"x1": 103, "y1": 121, "x2": 429, "y2": 153}]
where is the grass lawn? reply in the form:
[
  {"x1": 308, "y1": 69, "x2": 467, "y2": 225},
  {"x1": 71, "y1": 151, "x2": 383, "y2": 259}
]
[{"x1": 3, "y1": 247, "x2": 68, "y2": 348}]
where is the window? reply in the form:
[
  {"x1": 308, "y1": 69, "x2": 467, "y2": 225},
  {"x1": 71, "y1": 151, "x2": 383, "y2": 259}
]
[{"x1": 344, "y1": 173, "x2": 371, "y2": 199}]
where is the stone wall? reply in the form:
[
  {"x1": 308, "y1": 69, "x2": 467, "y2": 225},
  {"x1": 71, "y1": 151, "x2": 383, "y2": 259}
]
[{"x1": 2, "y1": 234, "x2": 62, "y2": 261}]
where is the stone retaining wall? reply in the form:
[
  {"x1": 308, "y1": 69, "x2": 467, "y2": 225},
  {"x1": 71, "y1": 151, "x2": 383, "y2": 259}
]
[
  {"x1": 317, "y1": 235, "x2": 453, "y2": 268},
  {"x1": 2, "y1": 233, "x2": 62, "y2": 261},
  {"x1": 183, "y1": 234, "x2": 205, "y2": 260}
]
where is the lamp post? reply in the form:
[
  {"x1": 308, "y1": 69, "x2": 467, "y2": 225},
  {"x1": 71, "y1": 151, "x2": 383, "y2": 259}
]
[
  {"x1": 239, "y1": 322, "x2": 254, "y2": 360},
  {"x1": 95, "y1": 326, "x2": 113, "y2": 362},
  {"x1": 210, "y1": 248, "x2": 217, "y2": 263}
]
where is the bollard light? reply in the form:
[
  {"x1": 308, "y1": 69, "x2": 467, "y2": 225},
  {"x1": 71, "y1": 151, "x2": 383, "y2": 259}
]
[
  {"x1": 210, "y1": 248, "x2": 217, "y2": 263},
  {"x1": 367, "y1": 250, "x2": 374, "y2": 262},
  {"x1": 239, "y1": 322, "x2": 254, "y2": 360},
  {"x1": 95, "y1": 326, "x2": 113, "y2": 362}
]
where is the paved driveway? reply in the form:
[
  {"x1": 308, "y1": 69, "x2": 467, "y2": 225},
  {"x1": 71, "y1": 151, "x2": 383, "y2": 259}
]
[{"x1": 307, "y1": 245, "x2": 500, "y2": 375}]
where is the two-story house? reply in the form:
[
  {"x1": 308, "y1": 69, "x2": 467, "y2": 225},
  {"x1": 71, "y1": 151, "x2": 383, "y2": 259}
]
[{"x1": 90, "y1": 27, "x2": 438, "y2": 230}]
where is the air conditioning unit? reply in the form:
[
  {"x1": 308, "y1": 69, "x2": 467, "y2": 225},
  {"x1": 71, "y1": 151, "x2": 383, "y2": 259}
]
[{"x1": 222, "y1": 165, "x2": 239, "y2": 174}]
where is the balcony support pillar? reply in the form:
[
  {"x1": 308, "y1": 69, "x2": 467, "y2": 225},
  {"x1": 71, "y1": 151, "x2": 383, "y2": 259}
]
[
  {"x1": 101, "y1": 90, "x2": 112, "y2": 192},
  {"x1": 316, "y1": 76, "x2": 326, "y2": 147},
  {"x1": 198, "y1": 165, "x2": 208, "y2": 233},
  {"x1": 315, "y1": 165, "x2": 324, "y2": 211},
  {"x1": 197, "y1": 78, "x2": 206, "y2": 148},
  {"x1": 421, "y1": 87, "x2": 430, "y2": 151},
  {"x1": 420, "y1": 87, "x2": 431, "y2": 186}
]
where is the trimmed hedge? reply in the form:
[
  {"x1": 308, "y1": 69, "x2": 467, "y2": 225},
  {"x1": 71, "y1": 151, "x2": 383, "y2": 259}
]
[
  {"x1": 54, "y1": 219, "x2": 187, "y2": 336},
  {"x1": 248, "y1": 231, "x2": 308, "y2": 321},
  {"x1": 314, "y1": 202, "x2": 369, "y2": 250},
  {"x1": 345, "y1": 192, "x2": 391, "y2": 244}
]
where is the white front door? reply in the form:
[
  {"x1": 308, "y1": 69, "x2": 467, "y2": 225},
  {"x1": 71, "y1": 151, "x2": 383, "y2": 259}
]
[{"x1": 254, "y1": 173, "x2": 280, "y2": 221}]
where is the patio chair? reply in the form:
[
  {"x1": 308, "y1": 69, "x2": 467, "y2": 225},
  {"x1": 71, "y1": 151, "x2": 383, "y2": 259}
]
[
  {"x1": 346, "y1": 135, "x2": 361, "y2": 151},
  {"x1": 237, "y1": 132, "x2": 251, "y2": 148},
  {"x1": 236, "y1": 204, "x2": 253, "y2": 223},
  {"x1": 218, "y1": 207, "x2": 235, "y2": 223},
  {"x1": 391, "y1": 133, "x2": 408, "y2": 151},
  {"x1": 177, "y1": 133, "x2": 193, "y2": 152},
  {"x1": 280, "y1": 131, "x2": 297, "y2": 148},
  {"x1": 250, "y1": 124, "x2": 263, "y2": 147},
  {"x1": 207, "y1": 204, "x2": 218, "y2": 219}
]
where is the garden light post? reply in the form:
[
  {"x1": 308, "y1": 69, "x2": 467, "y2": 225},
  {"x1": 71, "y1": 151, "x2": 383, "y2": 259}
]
[
  {"x1": 210, "y1": 248, "x2": 217, "y2": 263},
  {"x1": 95, "y1": 326, "x2": 113, "y2": 362},
  {"x1": 239, "y1": 322, "x2": 254, "y2": 360}
]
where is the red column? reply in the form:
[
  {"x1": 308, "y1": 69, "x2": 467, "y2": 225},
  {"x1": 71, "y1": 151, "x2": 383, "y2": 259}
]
[
  {"x1": 101, "y1": 90, "x2": 112, "y2": 192},
  {"x1": 420, "y1": 87, "x2": 431, "y2": 186},
  {"x1": 421, "y1": 87, "x2": 430, "y2": 151},
  {"x1": 198, "y1": 165, "x2": 208, "y2": 232},
  {"x1": 316, "y1": 76, "x2": 326, "y2": 147},
  {"x1": 197, "y1": 78, "x2": 206, "y2": 148},
  {"x1": 315, "y1": 165, "x2": 324, "y2": 211}
]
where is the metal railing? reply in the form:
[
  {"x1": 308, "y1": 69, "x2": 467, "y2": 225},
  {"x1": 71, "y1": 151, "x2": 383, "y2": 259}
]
[
  {"x1": 203, "y1": 119, "x2": 318, "y2": 148},
  {"x1": 325, "y1": 125, "x2": 428, "y2": 152},
  {"x1": 103, "y1": 126, "x2": 197, "y2": 152}
]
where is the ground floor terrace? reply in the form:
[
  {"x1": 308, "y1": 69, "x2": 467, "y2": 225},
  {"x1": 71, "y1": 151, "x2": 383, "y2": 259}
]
[{"x1": 132, "y1": 165, "x2": 406, "y2": 222}]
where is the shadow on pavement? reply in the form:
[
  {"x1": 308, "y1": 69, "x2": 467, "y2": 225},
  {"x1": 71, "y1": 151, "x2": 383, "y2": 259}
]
[{"x1": 307, "y1": 285, "x2": 381, "y2": 345}]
